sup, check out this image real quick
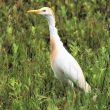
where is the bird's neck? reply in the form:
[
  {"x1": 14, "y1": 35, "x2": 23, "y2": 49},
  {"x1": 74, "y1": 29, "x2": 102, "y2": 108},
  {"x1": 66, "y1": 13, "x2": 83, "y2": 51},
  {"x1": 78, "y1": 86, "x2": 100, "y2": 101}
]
[{"x1": 46, "y1": 15, "x2": 61, "y2": 42}]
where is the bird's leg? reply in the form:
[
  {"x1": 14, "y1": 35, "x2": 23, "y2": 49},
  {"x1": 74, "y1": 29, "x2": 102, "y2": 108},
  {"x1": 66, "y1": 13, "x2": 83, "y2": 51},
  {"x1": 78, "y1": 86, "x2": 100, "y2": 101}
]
[
  {"x1": 61, "y1": 82, "x2": 68, "y2": 107},
  {"x1": 67, "y1": 80, "x2": 74, "y2": 88},
  {"x1": 73, "y1": 89, "x2": 76, "y2": 100},
  {"x1": 67, "y1": 80, "x2": 76, "y2": 99},
  {"x1": 58, "y1": 80, "x2": 67, "y2": 98},
  {"x1": 61, "y1": 81, "x2": 67, "y2": 98}
]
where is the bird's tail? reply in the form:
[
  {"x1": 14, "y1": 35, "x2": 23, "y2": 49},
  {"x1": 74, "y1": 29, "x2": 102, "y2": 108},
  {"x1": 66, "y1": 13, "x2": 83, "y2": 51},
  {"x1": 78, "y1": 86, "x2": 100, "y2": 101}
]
[{"x1": 85, "y1": 82, "x2": 91, "y2": 93}]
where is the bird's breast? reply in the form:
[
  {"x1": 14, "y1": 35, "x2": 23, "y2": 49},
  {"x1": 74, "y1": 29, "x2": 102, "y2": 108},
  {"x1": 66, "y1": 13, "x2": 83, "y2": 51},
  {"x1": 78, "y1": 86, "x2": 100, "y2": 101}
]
[{"x1": 50, "y1": 37, "x2": 58, "y2": 64}]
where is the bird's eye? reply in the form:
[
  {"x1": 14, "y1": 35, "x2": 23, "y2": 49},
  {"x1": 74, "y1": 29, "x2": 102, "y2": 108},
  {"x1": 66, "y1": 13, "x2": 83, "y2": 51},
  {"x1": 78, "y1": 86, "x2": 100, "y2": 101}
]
[{"x1": 43, "y1": 10, "x2": 46, "y2": 12}]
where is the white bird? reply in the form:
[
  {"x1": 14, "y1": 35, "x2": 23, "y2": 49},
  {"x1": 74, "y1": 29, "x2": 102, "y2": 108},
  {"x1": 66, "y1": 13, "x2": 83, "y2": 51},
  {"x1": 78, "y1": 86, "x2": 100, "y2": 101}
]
[{"x1": 27, "y1": 7, "x2": 91, "y2": 93}]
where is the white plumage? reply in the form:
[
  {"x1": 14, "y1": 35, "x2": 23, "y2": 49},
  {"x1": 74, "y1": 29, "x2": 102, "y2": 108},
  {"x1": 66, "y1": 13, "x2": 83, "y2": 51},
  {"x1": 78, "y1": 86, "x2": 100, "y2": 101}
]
[{"x1": 27, "y1": 7, "x2": 91, "y2": 93}]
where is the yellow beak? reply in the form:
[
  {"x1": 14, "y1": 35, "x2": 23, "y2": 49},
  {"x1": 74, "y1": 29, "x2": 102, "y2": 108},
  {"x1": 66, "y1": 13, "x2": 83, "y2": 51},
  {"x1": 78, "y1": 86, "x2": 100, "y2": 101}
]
[{"x1": 27, "y1": 9, "x2": 42, "y2": 14}]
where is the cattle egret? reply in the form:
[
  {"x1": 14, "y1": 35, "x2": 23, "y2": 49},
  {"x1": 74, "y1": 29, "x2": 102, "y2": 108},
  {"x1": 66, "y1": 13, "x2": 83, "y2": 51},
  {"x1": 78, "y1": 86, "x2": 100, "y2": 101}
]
[{"x1": 27, "y1": 7, "x2": 91, "y2": 93}]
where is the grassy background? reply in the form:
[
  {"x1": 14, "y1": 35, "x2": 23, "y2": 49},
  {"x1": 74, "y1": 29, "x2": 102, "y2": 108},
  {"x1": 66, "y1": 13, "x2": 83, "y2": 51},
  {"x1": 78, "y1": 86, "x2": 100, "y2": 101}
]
[{"x1": 0, "y1": 0, "x2": 110, "y2": 110}]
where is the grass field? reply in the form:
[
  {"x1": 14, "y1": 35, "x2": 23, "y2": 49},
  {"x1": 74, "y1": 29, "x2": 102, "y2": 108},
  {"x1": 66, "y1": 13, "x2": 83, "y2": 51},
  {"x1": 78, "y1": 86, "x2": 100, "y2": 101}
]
[{"x1": 0, "y1": 1, "x2": 110, "y2": 110}]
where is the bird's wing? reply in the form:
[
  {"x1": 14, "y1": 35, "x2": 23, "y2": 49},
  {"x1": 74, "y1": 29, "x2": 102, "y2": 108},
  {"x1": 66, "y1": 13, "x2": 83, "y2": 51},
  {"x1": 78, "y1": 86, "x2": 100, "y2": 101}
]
[{"x1": 56, "y1": 48, "x2": 86, "y2": 87}]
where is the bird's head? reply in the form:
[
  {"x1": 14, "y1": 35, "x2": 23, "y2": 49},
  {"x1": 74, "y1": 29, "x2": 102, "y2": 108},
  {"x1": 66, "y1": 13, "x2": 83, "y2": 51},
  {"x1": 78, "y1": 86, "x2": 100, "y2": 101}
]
[
  {"x1": 27, "y1": 7, "x2": 56, "y2": 26},
  {"x1": 27, "y1": 7, "x2": 55, "y2": 18}
]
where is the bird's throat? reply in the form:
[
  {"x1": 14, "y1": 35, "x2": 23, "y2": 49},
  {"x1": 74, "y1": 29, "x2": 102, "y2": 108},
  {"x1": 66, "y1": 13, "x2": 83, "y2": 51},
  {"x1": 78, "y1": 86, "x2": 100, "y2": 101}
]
[
  {"x1": 46, "y1": 15, "x2": 60, "y2": 41},
  {"x1": 46, "y1": 15, "x2": 63, "y2": 49},
  {"x1": 46, "y1": 16, "x2": 56, "y2": 35}
]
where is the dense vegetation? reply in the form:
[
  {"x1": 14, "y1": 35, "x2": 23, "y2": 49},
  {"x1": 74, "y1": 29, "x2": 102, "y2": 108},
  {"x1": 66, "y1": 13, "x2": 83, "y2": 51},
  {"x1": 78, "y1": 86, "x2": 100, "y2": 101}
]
[{"x1": 0, "y1": 0, "x2": 110, "y2": 110}]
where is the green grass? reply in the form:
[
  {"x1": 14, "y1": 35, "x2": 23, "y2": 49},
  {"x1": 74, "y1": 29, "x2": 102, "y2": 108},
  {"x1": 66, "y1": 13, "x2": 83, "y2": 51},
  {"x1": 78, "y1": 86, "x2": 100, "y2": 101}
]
[{"x1": 0, "y1": 0, "x2": 110, "y2": 110}]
